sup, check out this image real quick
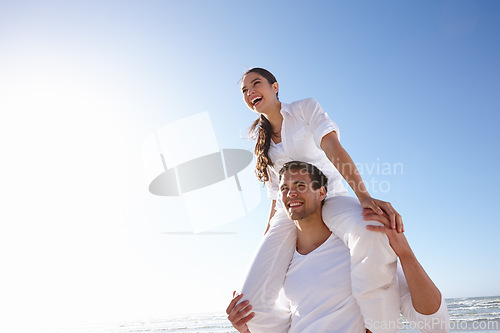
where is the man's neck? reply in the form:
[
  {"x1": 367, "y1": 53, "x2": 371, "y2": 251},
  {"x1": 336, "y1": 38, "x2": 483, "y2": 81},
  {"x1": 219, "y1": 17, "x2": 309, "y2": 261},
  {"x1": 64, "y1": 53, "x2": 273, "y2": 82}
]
[{"x1": 294, "y1": 212, "x2": 332, "y2": 255}]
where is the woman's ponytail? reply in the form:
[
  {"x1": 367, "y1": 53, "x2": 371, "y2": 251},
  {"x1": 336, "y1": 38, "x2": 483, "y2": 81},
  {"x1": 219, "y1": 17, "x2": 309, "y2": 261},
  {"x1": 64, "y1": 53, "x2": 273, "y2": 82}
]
[{"x1": 249, "y1": 115, "x2": 273, "y2": 183}]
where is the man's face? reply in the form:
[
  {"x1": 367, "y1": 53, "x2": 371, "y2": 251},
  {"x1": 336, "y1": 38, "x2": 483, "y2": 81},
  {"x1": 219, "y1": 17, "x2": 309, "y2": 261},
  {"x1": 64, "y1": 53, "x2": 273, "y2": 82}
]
[{"x1": 279, "y1": 169, "x2": 325, "y2": 221}]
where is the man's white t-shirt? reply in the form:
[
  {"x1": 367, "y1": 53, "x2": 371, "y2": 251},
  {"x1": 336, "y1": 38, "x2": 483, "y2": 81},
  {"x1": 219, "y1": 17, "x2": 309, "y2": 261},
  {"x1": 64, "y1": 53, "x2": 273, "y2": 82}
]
[
  {"x1": 282, "y1": 233, "x2": 449, "y2": 333},
  {"x1": 283, "y1": 232, "x2": 366, "y2": 332}
]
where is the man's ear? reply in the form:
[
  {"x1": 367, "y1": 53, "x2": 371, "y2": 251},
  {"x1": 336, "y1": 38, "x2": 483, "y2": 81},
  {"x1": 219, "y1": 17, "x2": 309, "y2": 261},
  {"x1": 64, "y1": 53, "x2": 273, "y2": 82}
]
[{"x1": 319, "y1": 186, "x2": 327, "y2": 202}]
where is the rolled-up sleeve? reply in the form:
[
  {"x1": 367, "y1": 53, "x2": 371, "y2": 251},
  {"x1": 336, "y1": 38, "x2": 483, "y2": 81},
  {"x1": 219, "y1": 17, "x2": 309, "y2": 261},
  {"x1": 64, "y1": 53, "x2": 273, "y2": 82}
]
[{"x1": 299, "y1": 98, "x2": 340, "y2": 148}]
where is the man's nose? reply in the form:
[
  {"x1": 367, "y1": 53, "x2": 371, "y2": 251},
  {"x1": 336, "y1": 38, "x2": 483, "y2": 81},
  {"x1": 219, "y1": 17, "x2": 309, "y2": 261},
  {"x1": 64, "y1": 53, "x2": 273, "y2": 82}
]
[{"x1": 287, "y1": 189, "x2": 298, "y2": 198}]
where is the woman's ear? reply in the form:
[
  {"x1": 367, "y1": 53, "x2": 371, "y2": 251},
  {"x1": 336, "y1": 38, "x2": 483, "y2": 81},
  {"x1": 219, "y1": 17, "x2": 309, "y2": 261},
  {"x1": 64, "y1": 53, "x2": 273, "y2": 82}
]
[{"x1": 272, "y1": 82, "x2": 279, "y2": 94}]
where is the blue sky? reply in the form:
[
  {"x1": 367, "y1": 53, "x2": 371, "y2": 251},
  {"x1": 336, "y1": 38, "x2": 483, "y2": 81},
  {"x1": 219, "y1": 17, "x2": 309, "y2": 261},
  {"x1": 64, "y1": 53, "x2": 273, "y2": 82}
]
[{"x1": 1, "y1": 0, "x2": 499, "y2": 331}]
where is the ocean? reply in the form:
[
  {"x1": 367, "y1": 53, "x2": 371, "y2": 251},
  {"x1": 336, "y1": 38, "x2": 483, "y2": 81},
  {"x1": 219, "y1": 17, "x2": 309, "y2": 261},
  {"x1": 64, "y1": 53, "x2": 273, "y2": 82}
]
[{"x1": 41, "y1": 296, "x2": 500, "y2": 333}]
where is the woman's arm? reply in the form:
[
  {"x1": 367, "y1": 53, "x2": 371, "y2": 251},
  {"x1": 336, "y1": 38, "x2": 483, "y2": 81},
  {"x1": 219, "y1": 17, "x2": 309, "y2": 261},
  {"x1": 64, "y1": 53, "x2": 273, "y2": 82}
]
[
  {"x1": 321, "y1": 131, "x2": 403, "y2": 232},
  {"x1": 320, "y1": 131, "x2": 371, "y2": 200},
  {"x1": 264, "y1": 200, "x2": 277, "y2": 235}
]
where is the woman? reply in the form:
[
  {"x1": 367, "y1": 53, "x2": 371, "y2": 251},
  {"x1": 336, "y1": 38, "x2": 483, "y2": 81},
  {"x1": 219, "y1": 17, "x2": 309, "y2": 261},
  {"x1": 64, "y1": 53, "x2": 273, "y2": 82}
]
[{"x1": 238, "y1": 68, "x2": 405, "y2": 333}]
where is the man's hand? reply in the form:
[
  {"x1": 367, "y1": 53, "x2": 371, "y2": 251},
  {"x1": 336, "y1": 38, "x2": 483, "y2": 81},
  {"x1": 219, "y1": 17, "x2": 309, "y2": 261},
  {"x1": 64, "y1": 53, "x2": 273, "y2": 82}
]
[
  {"x1": 360, "y1": 198, "x2": 404, "y2": 233},
  {"x1": 363, "y1": 208, "x2": 411, "y2": 258},
  {"x1": 226, "y1": 292, "x2": 254, "y2": 333}
]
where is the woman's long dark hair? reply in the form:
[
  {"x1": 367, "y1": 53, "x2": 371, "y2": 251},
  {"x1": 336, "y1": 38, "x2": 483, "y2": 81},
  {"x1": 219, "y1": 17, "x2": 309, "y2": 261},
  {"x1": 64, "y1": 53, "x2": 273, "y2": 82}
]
[{"x1": 244, "y1": 68, "x2": 279, "y2": 184}]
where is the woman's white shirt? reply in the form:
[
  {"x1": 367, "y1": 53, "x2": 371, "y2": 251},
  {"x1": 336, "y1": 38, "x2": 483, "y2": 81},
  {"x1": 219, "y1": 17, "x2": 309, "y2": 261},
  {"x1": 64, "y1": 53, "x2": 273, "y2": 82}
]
[{"x1": 266, "y1": 98, "x2": 349, "y2": 206}]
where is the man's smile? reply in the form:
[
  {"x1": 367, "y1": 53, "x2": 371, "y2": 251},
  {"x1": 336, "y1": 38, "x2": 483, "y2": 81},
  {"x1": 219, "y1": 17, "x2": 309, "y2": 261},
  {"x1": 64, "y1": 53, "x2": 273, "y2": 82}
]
[{"x1": 287, "y1": 200, "x2": 304, "y2": 210}]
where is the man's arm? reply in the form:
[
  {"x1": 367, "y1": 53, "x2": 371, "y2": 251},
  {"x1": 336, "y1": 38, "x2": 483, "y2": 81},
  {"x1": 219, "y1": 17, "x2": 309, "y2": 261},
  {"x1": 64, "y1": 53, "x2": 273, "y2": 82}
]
[
  {"x1": 364, "y1": 210, "x2": 450, "y2": 333},
  {"x1": 365, "y1": 223, "x2": 441, "y2": 314},
  {"x1": 363, "y1": 209, "x2": 448, "y2": 321},
  {"x1": 226, "y1": 292, "x2": 254, "y2": 333}
]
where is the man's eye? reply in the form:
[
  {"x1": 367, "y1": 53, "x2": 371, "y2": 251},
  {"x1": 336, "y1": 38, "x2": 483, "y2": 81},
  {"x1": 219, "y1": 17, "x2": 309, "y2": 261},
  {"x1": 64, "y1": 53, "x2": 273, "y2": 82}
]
[{"x1": 280, "y1": 187, "x2": 288, "y2": 192}]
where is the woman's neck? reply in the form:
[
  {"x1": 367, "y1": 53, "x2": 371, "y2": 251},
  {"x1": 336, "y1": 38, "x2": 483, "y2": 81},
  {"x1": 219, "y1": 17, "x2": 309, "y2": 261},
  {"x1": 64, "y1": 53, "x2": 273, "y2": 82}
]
[{"x1": 262, "y1": 101, "x2": 283, "y2": 133}]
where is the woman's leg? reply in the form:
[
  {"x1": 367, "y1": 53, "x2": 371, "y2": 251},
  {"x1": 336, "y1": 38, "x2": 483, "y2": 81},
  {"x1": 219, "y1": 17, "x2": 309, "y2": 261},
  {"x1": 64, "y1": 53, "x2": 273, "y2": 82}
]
[
  {"x1": 322, "y1": 195, "x2": 401, "y2": 333},
  {"x1": 238, "y1": 208, "x2": 295, "y2": 333}
]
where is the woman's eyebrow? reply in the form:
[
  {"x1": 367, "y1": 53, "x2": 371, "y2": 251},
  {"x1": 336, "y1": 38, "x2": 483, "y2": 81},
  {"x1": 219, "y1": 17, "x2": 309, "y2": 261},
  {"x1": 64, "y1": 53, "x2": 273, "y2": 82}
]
[{"x1": 241, "y1": 78, "x2": 260, "y2": 91}]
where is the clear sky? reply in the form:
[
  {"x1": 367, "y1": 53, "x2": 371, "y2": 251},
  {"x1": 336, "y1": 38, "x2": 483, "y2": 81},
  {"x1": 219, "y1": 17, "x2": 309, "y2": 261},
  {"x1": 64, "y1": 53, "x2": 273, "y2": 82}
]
[{"x1": 1, "y1": 0, "x2": 499, "y2": 331}]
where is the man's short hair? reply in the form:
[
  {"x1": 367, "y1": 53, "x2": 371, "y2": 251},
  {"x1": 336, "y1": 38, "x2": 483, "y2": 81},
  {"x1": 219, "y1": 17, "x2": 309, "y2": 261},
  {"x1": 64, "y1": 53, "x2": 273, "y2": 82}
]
[{"x1": 278, "y1": 161, "x2": 328, "y2": 205}]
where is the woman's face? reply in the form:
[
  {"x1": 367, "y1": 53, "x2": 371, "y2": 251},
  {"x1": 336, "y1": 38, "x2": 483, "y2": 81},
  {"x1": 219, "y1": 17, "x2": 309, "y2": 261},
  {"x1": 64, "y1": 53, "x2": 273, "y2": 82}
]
[{"x1": 241, "y1": 72, "x2": 279, "y2": 113}]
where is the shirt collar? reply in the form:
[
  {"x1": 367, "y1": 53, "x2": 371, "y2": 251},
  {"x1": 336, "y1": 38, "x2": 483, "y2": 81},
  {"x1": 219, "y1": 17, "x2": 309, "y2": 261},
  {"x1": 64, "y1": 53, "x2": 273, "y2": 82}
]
[{"x1": 280, "y1": 101, "x2": 292, "y2": 116}]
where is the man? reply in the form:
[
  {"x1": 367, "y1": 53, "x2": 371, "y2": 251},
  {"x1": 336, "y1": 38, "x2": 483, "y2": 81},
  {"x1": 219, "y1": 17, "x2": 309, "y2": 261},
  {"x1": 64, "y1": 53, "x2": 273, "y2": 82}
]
[{"x1": 227, "y1": 161, "x2": 449, "y2": 332}]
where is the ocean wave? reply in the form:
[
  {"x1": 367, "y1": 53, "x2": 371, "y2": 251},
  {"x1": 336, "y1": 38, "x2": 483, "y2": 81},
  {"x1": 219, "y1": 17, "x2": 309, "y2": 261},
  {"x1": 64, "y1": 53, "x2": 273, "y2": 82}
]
[{"x1": 37, "y1": 296, "x2": 500, "y2": 333}]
